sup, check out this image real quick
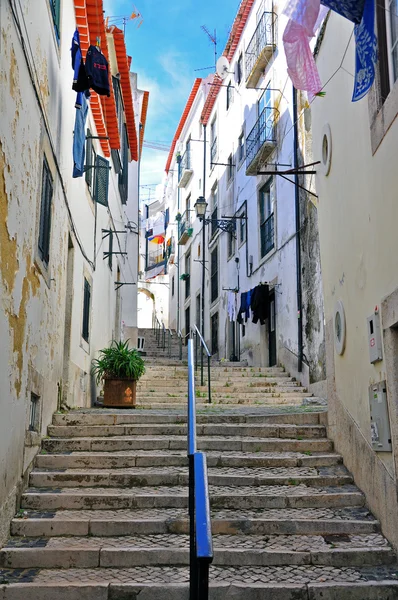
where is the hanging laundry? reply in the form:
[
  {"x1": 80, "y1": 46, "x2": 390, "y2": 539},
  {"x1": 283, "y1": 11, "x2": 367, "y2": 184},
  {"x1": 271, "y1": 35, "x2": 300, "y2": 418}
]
[
  {"x1": 351, "y1": 0, "x2": 377, "y2": 101},
  {"x1": 227, "y1": 292, "x2": 238, "y2": 322},
  {"x1": 237, "y1": 292, "x2": 250, "y2": 324},
  {"x1": 320, "y1": 0, "x2": 365, "y2": 23},
  {"x1": 85, "y1": 45, "x2": 111, "y2": 97},
  {"x1": 282, "y1": 0, "x2": 324, "y2": 96},
  {"x1": 72, "y1": 92, "x2": 89, "y2": 178},
  {"x1": 71, "y1": 29, "x2": 90, "y2": 108},
  {"x1": 251, "y1": 284, "x2": 270, "y2": 325}
]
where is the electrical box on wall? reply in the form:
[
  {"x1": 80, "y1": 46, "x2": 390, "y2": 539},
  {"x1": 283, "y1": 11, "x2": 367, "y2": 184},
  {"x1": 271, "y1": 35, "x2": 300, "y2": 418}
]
[
  {"x1": 367, "y1": 309, "x2": 383, "y2": 363},
  {"x1": 369, "y1": 382, "x2": 392, "y2": 452}
]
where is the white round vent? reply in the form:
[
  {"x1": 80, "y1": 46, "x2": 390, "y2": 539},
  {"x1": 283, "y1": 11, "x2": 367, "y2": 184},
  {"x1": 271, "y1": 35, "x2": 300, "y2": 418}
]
[
  {"x1": 320, "y1": 123, "x2": 332, "y2": 176},
  {"x1": 334, "y1": 300, "x2": 346, "y2": 355}
]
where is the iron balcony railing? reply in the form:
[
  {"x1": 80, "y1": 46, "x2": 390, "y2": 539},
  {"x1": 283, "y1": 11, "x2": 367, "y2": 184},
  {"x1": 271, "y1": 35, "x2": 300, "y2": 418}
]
[
  {"x1": 261, "y1": 212, "x2": 275, "y2": 257},
  {"x1": 210, "y1": 138, "x2": 217, "y2": 165},
  {"x1": 187, "y1": 339, "x2": 213, "y2": 599},
  {"x1": 245, "y1": 11, "x2": 277, "y2": 79},
  {"x1": 246, "y1": 106, "x2": 277, "y2": 172},
  {"x1": 146, "y1": 248, "x2": 166, "y2": 271},
  {"x1": 178, "y1": 149, "x2": 191, "y2": 182},
  {"x1": 178, "y1": 209, "x2": 192, "y2": 242}
]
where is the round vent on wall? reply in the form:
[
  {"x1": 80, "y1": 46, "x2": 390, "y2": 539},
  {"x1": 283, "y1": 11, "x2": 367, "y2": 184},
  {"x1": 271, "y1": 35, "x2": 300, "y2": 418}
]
[
  {"x1": 334, "y1": 300, "x2": 346, "y2": 355},
  {"x1": 320, "y1": 123, "x2": 332, "y2": 176}
]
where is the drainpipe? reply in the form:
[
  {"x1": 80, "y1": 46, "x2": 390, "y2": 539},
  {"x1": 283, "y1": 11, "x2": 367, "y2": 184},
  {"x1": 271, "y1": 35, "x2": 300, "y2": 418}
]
[
  {"x1": 293, "y1": 88, "x2": 303, "y2": 373},
  {"x1": 201, "y1": 125, "x2": 207, "y2": 377},
  {"x1": 177, "y1": 156, "x2": 182, "y2": 334}
]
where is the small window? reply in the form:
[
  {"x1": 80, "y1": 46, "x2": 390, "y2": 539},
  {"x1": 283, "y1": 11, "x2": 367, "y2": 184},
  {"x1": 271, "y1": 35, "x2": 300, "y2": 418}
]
[
  {"x1": 94, "y1": 155, "x2": 110, "y2": 207},
  {"x1": 228, "y1": 229, "x2": 235, "y2": 258},
  {"x1": 82, "y1": 278, "x2": 91, "y2": 342},
  {"x1": 211, "y1": 246, "x2": 218, "y2": 303},
  {"x1": 238, "y1": 133, "x2": 244, "y2": 163},
  {"x1": 239, "y1": 212, "x2": 246, "y2": 245},
  {"x1": 210, "y1": 116, "x2": 217, "y2": 164},
  {"x1": 29, "y1": 393, "x2": 40, "y2": 432},
  {"x1": 259, "y1": 180, "x2": 275, "y2": 258},
  {"x1": 196, "y1": 294, "x2": 201, "y2": 329},
  {"x1": 185, "y1": 251, "x2": 191, "y2": 300},
  {"x1": 237, "y1": 54, "x2": 243, "y2": 85},
  {"x1": 226, "y1": 81, "x2": 233, "y2": 110},
  {"x1": 38, "y1": 156, "x2": 53, "y2": 267},
  {"x1": 49, "y1": 0, "x2": 61, "y2": 41},
  {"x1": 172, "y1": 275, "x2": 175, "y2": 297},
  {"x1": 228, "y1": 154, "x2": 234, "y2": 181}
]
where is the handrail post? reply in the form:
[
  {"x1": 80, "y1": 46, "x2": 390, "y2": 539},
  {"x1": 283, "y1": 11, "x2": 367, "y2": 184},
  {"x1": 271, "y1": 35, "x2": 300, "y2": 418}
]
[
  {"x1": 179, "y1": 333, "x2": 182, "y2": 361},
  {"x1": 200, "y1": 346, "x2": 204, "y2": 387},
  {"x1": 168, "y1": 330, "x2": 171, "y2": 357},
  {"x1": 195, "y1": 331, "x2": 198, "y2": 372},
  {"x1": 207, "y1": 356, "x2": 211, "y2": 404}
]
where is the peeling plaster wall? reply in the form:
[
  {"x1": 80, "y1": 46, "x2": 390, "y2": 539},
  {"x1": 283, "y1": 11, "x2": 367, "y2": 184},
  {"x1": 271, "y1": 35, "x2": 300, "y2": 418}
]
[{"x1": 0, "y1": 1, "x2": 139, "y2": 543}]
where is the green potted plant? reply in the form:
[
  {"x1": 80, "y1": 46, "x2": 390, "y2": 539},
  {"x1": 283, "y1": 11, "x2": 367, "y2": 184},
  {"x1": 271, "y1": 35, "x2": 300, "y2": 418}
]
[
  {"x1": 180, "y1": 273, "x2": 190, "y2": 281},
  {"x1": 91, "y1": 340, "x2": 146, "y2": 408}
]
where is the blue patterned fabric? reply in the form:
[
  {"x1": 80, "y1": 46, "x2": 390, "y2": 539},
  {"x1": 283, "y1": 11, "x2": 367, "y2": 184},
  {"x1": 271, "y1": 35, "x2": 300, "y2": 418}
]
[
  {"x1": 320, "y1": 0, "x2": 365, "y2": 23},
  {"x1": 352, "y1": 0, "x2": 377, "y2": 101}
]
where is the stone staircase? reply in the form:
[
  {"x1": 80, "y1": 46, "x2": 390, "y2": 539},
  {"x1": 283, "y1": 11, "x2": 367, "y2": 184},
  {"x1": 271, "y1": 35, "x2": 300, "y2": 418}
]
[{"x1": 0, "y1": 358, "x2": 398, "y2": 598}]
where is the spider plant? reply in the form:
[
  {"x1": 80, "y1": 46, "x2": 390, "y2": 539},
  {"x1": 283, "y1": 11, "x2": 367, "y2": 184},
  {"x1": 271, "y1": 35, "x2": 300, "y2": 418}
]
[{"x1": 91, "y1": 340, "x2": 146, "y2": 384}]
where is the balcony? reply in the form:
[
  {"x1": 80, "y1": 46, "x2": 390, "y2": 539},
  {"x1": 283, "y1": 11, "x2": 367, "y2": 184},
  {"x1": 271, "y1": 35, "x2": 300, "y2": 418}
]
[
  {"x1": 245, "y1": 12, "x2": 277, "y2": 89},
  {"x1": 178, "y1": 150, "x2": 193, "y2": 188},
  {"x1": 246, "y1": 106, "x2": 277, "y2": 175},
  {"x1": 166, "y1": 236, "x2": 176, "y2": 264},
  {"x1": 177, "y1": 209, "x2": 193, "y2": 245}
]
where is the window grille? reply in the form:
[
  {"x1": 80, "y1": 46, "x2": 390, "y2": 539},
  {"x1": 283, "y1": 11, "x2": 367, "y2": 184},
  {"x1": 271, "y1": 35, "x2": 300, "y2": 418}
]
[{"x1": 38, "y1": 156, "x2": 53, "y2": 267}]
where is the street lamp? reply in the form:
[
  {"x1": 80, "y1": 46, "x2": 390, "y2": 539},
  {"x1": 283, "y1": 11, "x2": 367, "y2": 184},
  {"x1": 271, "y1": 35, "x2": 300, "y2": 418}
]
[{"x1": 194, "y1": 196, "x2": 208, "y2": 219}]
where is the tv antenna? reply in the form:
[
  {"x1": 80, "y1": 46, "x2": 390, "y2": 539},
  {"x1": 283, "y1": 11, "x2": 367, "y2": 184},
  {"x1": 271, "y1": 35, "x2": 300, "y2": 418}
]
[{"x1": 200, "y1": 25, "x2": 217, "y2": 71}]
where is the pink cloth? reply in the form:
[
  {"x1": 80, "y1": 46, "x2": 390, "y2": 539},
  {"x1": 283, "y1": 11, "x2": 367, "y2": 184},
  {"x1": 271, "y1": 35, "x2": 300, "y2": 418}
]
[{"x1": 282, "y1": 0, "x2": 326, "y2": 95}]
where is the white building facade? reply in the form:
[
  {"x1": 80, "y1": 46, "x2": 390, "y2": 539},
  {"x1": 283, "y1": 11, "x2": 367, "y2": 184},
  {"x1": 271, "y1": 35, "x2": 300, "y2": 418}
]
[
  {"x1": 165, "y1": 0, "x2": 325, "y2": 388},
  {"x1": 0, "y1": 0, "x2": 146, "y2": 544}
]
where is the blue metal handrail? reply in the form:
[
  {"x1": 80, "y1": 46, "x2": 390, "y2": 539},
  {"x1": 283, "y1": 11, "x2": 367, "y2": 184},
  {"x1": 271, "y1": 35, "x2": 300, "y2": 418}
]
[{"x1": 187, "y1": 339, "x2": 213, "y2": 599}]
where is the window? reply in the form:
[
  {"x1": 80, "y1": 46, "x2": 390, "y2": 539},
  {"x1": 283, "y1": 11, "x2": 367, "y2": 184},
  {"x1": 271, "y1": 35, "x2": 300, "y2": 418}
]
[
  {"x1": 237, "y1": 54, "x2": 243, "y2": 85},
  {"x1": 377, "y1": 0, "x2": 398, "y2": 101},
  {"x1": 211, "y1": 246, "x2": 218, "y2": 303},
  {"x1": 82, "y1": 278, "x2": 91, "y2": 342},
  {"x1": 226, "y1": 81, "x2": 233, "y2": 110},
  {"x1": 85, "y1": 130, "x2": 96, "y2": 192},
  {"x1": 386, "y1": 0, "x2": 398, "y2": 88},
  {"x1": 185, "y1": 251, "x2": 191, "y2": 299},
  {"x1": 196, "y1": 294, "x2": 201, "y2": 329},
  {"x1": 172, "y1": 275, "x2": 175, "y2": 297},
  {"x1": 38, "y1": 156, "x2": 53, "y2": 267},
  {"x1": 210, "y1": 186, "x2": 218, "y2": 238},
  {"x1": 228, "y1": 229, "x2": 235, "y2": 258},
  {"x1": 238, "y1": 132, "x2": 244, "y2": 163},
  {"x1": 186, "y1": 137, "x2": 191, "y2": 169},
  {"x1": 29, "y1": 393, "x2": 40, "y2": 432},
  {"x1": 113, "y1": 76, "x2": 124, "y2": 135},
  {"x1": 259, "y1": 179, "x2": 275, "y2": 258},
  {"x1": 210, "y1": 116, "x2": 217, "y2": 165},
  {"x1": 239, "y1": 211, "x2": 246, "y2": 245},
  {"x1": 94, "y1": 155, "x2": 110, "y2": 207},
  {"x1": 118, "y1": 124, "x2": 129, "y2": 204},
  {"x1": 49, "y1": 0, "x2": 61, "y2": 41},
  {"x1": 228, "y1": 154, "x2": 234, "y2": 181},
  {"x1": 211, "y1": 312, "x2": 219, "y2": 354}
]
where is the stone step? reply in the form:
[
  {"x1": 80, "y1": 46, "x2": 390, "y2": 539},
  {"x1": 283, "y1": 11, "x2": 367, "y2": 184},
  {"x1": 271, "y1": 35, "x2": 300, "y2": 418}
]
[
  {"x1": 28, "y1": 464, "x2": 352, "y2": 488},
  {"x1": 52, "y1": 411, "x2": 325, "y2": 426},
  {"x1": 0, "y1": 533, "x2": 393, "y2": 569},
  {"x1": 36, "y1": 450, "x2": 340, "y2": 470},
  {"x1": 136, "y1": 398, "x2": 308, "y2": 408},
  {"x1": 21, "y1": 484, "x2": 364, "y2": 511},
  {"x1": 47, "y1": 424, "x2": 326, "y2": 439},
  {"x1": 1, "y1": 567, "x2": 398, "y2": 600},
  {"x1": 142, "y1": 366, "x2": 287, "y2": 374},
  {"x1": 11, "y1": 506, "x2": 380, "y2": 538},
  {"x1": 138, "y1": 385, "x2": 303, "y2": 394},
  {"x1": 42, "y1": 436, "x2": 334, "y2": 453},
  {"x1": 137, "y1": 392, "x2": 310, "y2": 401}
]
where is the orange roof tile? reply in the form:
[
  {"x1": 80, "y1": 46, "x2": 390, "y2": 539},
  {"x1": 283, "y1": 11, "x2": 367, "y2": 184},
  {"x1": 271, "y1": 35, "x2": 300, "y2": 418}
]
[
  {"x1": 165, "y1": 79, "x2": 202, "y2": 174},
  {"x1": 200, "y1": 0, "x2": 255, "y2": 125},
  {"x1": 111, "y1": 27, "x2": 138, "y2": 161},
  {"x1": 140, "y1": 91, "x2": 150, "y2": 158}
]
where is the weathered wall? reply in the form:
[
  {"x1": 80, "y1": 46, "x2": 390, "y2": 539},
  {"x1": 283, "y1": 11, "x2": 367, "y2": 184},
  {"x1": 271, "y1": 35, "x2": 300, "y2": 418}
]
[
  {"x1": 312, "y1": 12, "x2": 398, "y2": 546},
  {"x1": 0, "y1": 0, "x2": 140, "y2": 544}
]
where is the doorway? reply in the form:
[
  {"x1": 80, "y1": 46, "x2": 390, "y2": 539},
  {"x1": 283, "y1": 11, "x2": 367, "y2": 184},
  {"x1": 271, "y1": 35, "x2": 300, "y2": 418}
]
[
  {"x1": 268, "y1": 289, "x2": 276, "y2": 366},
  {"x1": 185, "y1": 306, "x2": 190, "y2": 342}
]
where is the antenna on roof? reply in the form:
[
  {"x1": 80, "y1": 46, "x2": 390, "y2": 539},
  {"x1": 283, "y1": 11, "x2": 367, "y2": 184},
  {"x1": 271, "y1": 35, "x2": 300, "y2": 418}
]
[{"x1": 201, "y1": 25, "x2": 217, "y2": 71}]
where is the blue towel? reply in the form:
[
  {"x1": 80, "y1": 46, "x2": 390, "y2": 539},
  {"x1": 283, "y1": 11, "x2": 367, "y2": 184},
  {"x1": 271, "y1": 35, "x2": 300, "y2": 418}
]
[{"x1": 73, "y1": 93, "x2": 88, "y2": 178}]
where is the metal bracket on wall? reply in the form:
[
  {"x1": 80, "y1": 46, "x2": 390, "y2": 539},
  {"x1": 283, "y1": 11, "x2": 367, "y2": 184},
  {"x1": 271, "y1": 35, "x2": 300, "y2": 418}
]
[
  {"x1": 103, "y1": 251, "x2": 127, "y2": 261},
  {"x1": 257, "y1": 161, "x2": 320, "y2": 199},
  {"x1": 114, "y1": 281, "x2": 136, "y2": 291},
  {"x1": 102, "y1": 229, "x2": 127, "y2": 240}
]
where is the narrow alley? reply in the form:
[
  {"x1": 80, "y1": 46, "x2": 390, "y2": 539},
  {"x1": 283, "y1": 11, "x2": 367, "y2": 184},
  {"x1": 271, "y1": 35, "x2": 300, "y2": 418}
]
[{"x1": 1, "y1": 0, "x2": 398, "y2": 598}]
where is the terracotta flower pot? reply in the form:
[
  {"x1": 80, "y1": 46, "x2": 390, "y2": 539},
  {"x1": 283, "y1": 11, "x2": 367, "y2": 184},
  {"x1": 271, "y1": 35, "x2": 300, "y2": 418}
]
[{"x1": 103, "y1": 378, "x2": 137, "y2": 408}]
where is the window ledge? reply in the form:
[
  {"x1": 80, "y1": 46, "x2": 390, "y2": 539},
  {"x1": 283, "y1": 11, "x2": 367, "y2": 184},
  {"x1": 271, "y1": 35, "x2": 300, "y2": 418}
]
[
  {"x1": 370, "y1": 79, "x2": 398, "y2": 154},
  {"x1": 256, "y1": 245, "x2": 277, "y2": 271}
]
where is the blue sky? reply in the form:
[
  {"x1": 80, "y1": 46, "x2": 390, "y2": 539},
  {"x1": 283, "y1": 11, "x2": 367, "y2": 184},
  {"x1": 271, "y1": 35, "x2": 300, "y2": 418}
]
[{"x1": 103, "y1": 0, "x2": 238, "y2": 200}]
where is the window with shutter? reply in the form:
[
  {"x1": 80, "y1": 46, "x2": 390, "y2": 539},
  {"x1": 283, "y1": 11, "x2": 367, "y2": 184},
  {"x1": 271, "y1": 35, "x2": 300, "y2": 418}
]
[
  {"x1": 94, "y1": 155, "x2": 110, "y2": 207},
  {"x1": 49, "y1": 0, "x2": 61, "y2": 41},
  {"x1": 82, "y1": 278, "x2": 91, "y2": 342},
  {"x1": 38, "y1": 156, "x2": 53, "y2": 267},
  {"x1": 118, "y1": 124, "x2": 129, "y2": 204}
]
